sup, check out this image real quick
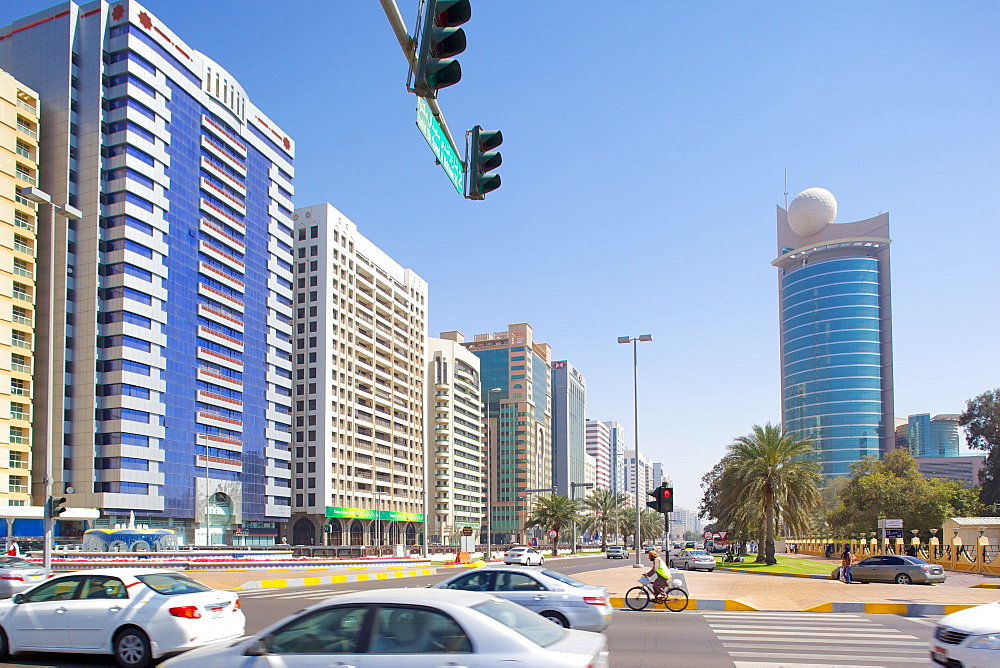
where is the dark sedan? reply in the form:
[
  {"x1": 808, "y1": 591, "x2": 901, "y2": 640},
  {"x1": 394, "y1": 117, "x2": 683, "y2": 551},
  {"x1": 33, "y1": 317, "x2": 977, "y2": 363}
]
[{"x1": 850, "y1": 554, "x2": 946, "y2": 584}]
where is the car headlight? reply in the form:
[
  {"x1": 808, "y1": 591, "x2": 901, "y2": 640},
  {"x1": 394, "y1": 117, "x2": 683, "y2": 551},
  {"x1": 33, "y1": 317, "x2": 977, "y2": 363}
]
[{"x1": 969, "y1": 634, "x2": 1000, "y2": 649}]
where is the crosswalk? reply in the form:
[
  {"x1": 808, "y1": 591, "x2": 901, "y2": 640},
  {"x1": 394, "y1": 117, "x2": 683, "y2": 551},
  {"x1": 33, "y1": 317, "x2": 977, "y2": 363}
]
[{"x1": 702, "y1": 611, "x2": 929, "y2": 667}]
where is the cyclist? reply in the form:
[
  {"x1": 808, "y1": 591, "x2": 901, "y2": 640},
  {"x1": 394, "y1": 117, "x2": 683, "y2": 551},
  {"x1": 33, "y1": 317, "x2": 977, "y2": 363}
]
[{"x1": 644, "y1": 549, "x2": 671, "y2": 598}]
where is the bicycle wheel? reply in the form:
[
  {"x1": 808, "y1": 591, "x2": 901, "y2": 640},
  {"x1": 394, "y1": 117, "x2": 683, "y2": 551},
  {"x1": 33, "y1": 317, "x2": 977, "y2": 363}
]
[
  {"x1": 663, "y1": 587, "x2": 689, "y2": 612},
  {"x1": 624, "y1": 586, "x2": 651, "y2": 611}
]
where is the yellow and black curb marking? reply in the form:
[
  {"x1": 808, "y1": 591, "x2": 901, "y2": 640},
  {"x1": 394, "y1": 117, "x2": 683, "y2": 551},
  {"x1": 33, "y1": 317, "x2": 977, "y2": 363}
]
[{"x1": 228, "y1": 566, "x2": 438, "y2": 591}]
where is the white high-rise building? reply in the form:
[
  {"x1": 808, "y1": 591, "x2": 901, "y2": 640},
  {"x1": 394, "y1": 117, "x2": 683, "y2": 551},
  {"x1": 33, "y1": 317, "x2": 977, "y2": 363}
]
[
  {"x1": 625, "y1": 452, "x2": 654, "y2": 497},
  {"x1": 426, "y1": 334, "x2": 484, "y2": 545},
  {"x1": 288, "y1": 204, "x2": 427, "y2": 547},
  {"x1": 585, "y1": 420, "x2": 611, "y2": 490}
]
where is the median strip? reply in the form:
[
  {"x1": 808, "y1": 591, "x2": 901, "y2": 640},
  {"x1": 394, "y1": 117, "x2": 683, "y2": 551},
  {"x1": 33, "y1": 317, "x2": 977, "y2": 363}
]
[{"x1": 230, "y1": 566, "x2": 438, "y2": 591}]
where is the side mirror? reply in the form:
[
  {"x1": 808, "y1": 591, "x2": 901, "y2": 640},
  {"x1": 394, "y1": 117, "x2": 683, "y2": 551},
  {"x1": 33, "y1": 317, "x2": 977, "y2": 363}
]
[
  {"x1": 244, "y1": 637, "x2": 270, "y2": 656},
  {"x1": 12, "y1": 594, "x2": 24, "y2": 604}
]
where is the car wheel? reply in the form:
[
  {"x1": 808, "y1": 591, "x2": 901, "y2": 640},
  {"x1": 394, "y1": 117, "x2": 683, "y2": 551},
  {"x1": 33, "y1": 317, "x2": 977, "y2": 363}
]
[
  {"x1": 683, "y1": 561, "x2": 690, "y2": 570},
  {"x1": 0, "y1": 626, "x2": 9, "y2": 660},
  {"x1": 541, "y1": 611, "x2": 569, "y2": 628},
  {"x1": 539, "y1": 556, "x2": 545, "y2": 565},
  {"x1": 895, "y1": 573, "x2": 912, "y2": 585},
  {"x1": 669, "y1": 561, "x2": 675, "y2": 568},
  {"x1": 114, "y1": 627, "x2": 152, "y2": 667}
]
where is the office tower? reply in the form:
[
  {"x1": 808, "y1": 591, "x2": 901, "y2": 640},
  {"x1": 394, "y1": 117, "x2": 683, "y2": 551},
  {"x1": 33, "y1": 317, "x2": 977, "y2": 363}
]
[
  {"x1": 551, "y1": 360, "x2": 586, "y2": 498},
  {"x1": 624, "y1": 452, "x2": 653, "y2": 497},
  {"x1": 427, "y1": 333, "x2": 484, "y2": 545},
  {"x1": 908, "y1": 413, "x2": 961, "y2": 459},
  {"x1": 0, "y1": 70, "x2": 39, "y2": 508},
  {"x1": 652, "y1": 462, "x2": 668, "y2": 488},
  {"x1": 0, "y1": 2, "x2": 295, "y2": 544},
  {"x1": 460, "y1": 323, "x2": 551, "y2": 545},
  {"x1": 585, "y1": 419, "x2": 611, "y2": 490},
  {"x1": 290, "y1": 204, "x2": 427, "y2": 548},
  {"x1": 774, "y1": 188, "x2": 894, "y2": 477},
  {"x1": 606, "y1": 421, "x2": 627, "y2": 498},
  {"x1": 917, "y1": 456, "x2": 984, "y2": 486},
  {"x1": 583, "y1": 453, "x2": 596, "y2": 489}
]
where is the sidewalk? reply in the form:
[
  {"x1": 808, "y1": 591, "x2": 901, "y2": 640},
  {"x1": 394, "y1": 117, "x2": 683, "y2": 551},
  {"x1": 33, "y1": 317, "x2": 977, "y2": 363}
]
[{"x1": 571, "y1": 560, "x2": 1000, "y2": 613}]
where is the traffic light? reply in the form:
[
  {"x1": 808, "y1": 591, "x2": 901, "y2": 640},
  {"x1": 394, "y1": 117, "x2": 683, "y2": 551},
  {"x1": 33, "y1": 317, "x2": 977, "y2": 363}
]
[
  {"x1": 645, "y1": 486, "x2": 674, "y2": 513},
  {"x1": 46, "y1": 496, "x2": 67, "y2": 519},
  {"x1": 413, "y1": 0, "x2": 471, "y2": 98},
  {"x1": 466, "y1": 125, "x2": 502, "y2": 199}
]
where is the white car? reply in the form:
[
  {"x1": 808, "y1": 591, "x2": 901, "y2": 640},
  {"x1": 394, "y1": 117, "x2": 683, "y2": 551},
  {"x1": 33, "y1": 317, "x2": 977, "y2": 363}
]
[
  {"x1": 669, "y1": 549, "x2": 716, "y2": 572},
  {"x1": 504, "y1": 546, "x2": 545, "y2": 565},
  {"x1": 932, "y1": 601, "x2": 1000, "y2": 666},
  {"x1": 0, "y1": 568, "x2": 244, "y2": 667},
  {"x1": 161, "y1": 588, "x2": 609, "y2": 668}
]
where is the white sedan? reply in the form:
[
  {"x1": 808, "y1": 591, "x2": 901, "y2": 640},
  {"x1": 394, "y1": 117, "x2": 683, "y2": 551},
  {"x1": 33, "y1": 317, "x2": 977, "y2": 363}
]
[
  {"x1": 504, "y1": 547, "x2": 545, "y2": 565},
  {"x1": 162, "y1": 588, "x2": 609, "y2": 667},
  {"x1": 932, "y1": 601, "x2": 1000, "y2": 666},
  {"x1": 0, "y1": 568, "x2": 244, "y2": 667}
]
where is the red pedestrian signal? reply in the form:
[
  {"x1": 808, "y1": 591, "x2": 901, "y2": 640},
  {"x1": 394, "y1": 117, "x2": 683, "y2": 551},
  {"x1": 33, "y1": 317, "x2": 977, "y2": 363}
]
[{"x1": 646, "y1": 486, "x2": 674, "y2": 514}]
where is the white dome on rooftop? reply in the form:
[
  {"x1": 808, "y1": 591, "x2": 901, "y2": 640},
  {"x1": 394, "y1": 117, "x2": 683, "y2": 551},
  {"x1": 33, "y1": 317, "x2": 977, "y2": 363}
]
[{"x1": 787, "y1": 187, "x2": 837, "y2": 237}]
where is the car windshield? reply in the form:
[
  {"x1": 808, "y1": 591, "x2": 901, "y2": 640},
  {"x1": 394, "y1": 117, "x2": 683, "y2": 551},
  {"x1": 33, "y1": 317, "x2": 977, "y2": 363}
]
[
  {"x1": 540, "y1": 570, "x2": 586, "y2": 587},
  {"x1": 0, "y1": 557, "x2": 37, "y2": 569},
  {"x1": 136, "y1": 572, "x2": 214, "y2": 595},
  {"x1": 471, "y1": 597, "x2": 566, "y2": 647}
]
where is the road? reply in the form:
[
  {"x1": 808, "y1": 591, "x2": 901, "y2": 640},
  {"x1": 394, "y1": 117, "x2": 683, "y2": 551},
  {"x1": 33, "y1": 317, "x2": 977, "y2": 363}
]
[{"x1": 0, "y1": 555, "x2": 939, "y2": 666}]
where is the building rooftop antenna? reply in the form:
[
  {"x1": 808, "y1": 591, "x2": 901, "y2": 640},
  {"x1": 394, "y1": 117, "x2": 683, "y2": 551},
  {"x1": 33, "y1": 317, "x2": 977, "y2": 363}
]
[{"x1": 784, "y1": 169, "x2": 789, "y2": 209}]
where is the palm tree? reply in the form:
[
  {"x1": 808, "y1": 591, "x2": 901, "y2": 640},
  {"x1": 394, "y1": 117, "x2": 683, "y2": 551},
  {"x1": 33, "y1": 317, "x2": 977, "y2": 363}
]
[
  {"x1": 524, "y1": 494, "x2": 581, "y2": 556},
  {"x1": 725, "y1": 423, "x2": 821, "y2": 565},
  {"x1": 619, "y1": 509, "x2": 665, "y2": 549},
  {"x1": 579, "y1": 488, "x2": 628, "y2": 550}
]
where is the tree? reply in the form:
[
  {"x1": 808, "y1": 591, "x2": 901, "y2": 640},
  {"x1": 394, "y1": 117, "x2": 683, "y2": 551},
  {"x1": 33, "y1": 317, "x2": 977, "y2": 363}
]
[
  {"x1": 524, "y1": 494, "x2": 580, "y2": 556},
  {"x1": 579, "y1": 488, "x2": 627, "y2": 551},
  {"x1": 725, "y1": 423, "x2": 822, "y2": 565},
  {"x1": 960, "y1": 389, "x2": 1000, "y2": 507},
  {"x1": 829, "y1": 448, "x2": 987, "y2": 535},
  {"x1": 619, "y1": 509, "x2": 665, "y2": 547}
]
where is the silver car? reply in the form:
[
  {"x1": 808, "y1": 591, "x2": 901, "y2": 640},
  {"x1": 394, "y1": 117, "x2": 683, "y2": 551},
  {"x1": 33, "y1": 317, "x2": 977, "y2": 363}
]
[
  {"x1": 434, "y1": 565, "x2": 613, "y2": 632},
  {"x1": 162, "y1": 588, "x2": 609, "y2": 668},
  {"x1": 0, "y1": 557, "x2": 50, "y2": 598},
  {"x1": 669, "y1": 549, "x2": 716, "y2": 572},
  {"x1": 850, "y1": 554, "x2": 946, "y2": 584}
]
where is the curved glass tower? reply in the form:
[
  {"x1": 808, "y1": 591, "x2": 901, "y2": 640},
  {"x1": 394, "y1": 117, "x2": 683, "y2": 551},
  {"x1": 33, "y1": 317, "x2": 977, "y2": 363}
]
[{"x1": 774, "y1": 193, "x2": 894, "y2": 477}]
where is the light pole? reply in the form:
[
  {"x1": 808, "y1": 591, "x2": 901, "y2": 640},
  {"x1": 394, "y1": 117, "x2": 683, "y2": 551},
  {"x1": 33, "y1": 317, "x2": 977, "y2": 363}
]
[
  {"x1": 570, "y1": 482, "x2": 593, "y2": 554},
  {"x1": 21, "y1": 188, "x2": 80, "y2": 570},
  {"x1": 618, "y1": 334, "x2": 652, "y2": 568},
  {"x1": 486, "y1": 388, "x2": 502, "y2": 560}
]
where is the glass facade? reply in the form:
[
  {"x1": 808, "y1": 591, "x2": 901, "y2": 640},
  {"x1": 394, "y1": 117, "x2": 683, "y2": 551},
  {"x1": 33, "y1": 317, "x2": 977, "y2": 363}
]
[{"x1": 781, "y1": 257, "x2": 884, "y2": 476}]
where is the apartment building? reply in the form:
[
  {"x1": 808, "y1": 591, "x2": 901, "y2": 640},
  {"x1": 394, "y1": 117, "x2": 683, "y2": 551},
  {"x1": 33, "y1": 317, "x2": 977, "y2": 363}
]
[
  {"x1": 0, "y1": 69, "x2": 38, "y2": 508},
  {"x1": 288, "y1": 204, "x2": 427, "y2": 547},
  {"x1": 426, "y1": 334, "x2": 484, "y2": 545}
]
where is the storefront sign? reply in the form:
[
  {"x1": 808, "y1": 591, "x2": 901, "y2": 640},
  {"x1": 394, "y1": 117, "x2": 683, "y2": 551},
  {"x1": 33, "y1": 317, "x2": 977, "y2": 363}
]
[{"x1": 326, "y1": 507, "x2": 424, "y2": 522}]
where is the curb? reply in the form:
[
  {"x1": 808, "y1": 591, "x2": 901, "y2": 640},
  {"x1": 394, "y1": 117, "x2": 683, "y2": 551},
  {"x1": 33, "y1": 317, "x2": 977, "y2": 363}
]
[
  {"x1": 970, "y1": 583, "x2": 1000, "y2": 589},
  {"x1": 610, "y1": 596, "x2": 757, "y2": 611},
  {"x1": 714, "y1": 566, "x2": 830, "y2": 580},
  {"x1": 801, "y1": 601, "x2": 979, "y2": 615},
  {"x1": 228, "y1": 566, "x2": 439, "y2": 591}
]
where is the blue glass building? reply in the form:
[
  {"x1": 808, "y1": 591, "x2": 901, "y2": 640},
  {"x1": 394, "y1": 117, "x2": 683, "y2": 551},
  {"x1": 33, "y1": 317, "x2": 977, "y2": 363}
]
[
  {"x1": 774, "y1": 189, "x2": 894, "y2": 477},
  {"x1": 0, "y1": 1, "x2": 294, "y2": 543}
]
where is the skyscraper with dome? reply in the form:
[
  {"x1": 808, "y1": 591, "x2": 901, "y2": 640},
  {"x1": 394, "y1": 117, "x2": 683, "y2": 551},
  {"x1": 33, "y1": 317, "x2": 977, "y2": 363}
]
[{"x1": 773, "y1": 188, "x2": 895, "y2": 477}]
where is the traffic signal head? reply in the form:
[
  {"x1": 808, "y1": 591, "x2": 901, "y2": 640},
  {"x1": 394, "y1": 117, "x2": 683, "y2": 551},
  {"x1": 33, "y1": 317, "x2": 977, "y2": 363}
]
[
  {"x1": 660, "y1": 487, "x2": 674, "y2": 514},
  {"x1": 646, "y1": 488, "x2": 661, "y2": 512},
  {"x1": 467, "y1": 125, "x2": 502, "y2": 199},
  {"x1": 414, "y1": 0, "x2": 472, "y2": 98},
  {"x1": 47, "y1": 496, "x2": 67, "y2": 518}
]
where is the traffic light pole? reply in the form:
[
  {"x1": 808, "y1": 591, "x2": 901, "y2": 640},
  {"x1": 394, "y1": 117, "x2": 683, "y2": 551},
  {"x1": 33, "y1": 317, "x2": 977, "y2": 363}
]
[{"x1": 378, "y1": 0, "x2": 464, "y2": 159}]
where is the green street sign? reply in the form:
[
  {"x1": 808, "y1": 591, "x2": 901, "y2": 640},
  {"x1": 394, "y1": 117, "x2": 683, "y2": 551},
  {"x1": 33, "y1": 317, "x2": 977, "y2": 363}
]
[
  {"x1": 326, "y1": 506, "x2": 424, "y2": 522},
  {"x1": 416, "y1": 97, "x2": 463, "y2": 194}
]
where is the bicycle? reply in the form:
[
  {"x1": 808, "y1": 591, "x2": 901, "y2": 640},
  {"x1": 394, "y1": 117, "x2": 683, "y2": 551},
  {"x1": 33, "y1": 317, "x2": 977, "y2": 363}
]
[{"x1": 625, "y1": 575, "x2": 689, "y2": 612}]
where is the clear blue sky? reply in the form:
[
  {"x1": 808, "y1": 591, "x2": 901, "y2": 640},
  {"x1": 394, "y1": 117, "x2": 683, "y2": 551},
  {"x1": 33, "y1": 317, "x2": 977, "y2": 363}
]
[{"x1": 8, "y1": 0, "x2": 1000, "y2": 516}]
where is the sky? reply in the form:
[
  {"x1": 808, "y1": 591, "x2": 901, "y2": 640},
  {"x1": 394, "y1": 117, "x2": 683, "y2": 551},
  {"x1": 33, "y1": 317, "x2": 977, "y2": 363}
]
[{"x1": 6, "y1": 0, "x2": 1000, "y2": 517}]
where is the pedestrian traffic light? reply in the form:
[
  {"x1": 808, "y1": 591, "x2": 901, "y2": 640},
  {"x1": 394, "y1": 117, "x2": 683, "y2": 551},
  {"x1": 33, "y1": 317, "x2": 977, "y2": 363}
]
[
  {"x1": 466, "y1": 125, "x2": 502, "y2": 199},
  {"x1": 645, "y1": 486, "x2": 674, "y2": 513},
  {"x1": 413, "y1": 0, "x2": 471, "y2": 98},
  {"x1": 659, "y1": 487, "x2": 674, "y2": 513},
  {"x1": 46, "y1": 496, "x2": 67, "y2": 519}
]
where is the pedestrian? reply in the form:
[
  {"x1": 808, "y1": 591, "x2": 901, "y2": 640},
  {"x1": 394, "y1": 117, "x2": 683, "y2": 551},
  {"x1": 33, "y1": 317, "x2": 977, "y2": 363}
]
[
  {"x1": 825, "y1": 543, "x2": 833, "y2": 559},
  {"x1": 905, "y1": 544, "x2": 917, "y2": 557},
  {"x1": 840, "y1": 546, "x2": 856, "y2": 584}
]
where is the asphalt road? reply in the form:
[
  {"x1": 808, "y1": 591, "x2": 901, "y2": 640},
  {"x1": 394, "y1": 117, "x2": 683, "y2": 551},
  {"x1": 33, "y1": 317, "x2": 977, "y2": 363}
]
[{"x1": 0, "y1": 555, "x2": 941, "y2": 666}]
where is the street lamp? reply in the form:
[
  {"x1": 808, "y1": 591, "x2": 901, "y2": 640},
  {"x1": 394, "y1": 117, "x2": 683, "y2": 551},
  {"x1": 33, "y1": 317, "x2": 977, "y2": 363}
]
[
  {"x1": 486, "y1": 388, "x2": 502, "y2": 559},
  {"x1": 617, "y1": 334, "x2": 652, "y2": 568},
  {"x1": 21, "y1": 188, "x2": 81, "y2": 570}
]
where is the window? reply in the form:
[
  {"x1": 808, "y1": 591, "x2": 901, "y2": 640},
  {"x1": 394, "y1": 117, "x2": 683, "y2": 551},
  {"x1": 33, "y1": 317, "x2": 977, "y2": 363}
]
[
  {"x1": 268, "y1": 606, "x2": 370, "y2": 654},
  {"x1": 369, "y1": 606, "x2": 470, "y2": 654},
  {"x1": 12, "y1": 283, "x2": 31, "y2": 302}
]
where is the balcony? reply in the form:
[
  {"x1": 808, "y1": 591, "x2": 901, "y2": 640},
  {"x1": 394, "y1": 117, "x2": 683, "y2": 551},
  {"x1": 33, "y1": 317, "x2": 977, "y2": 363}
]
[
  {"x1": 10, "y1": 363, "x2": 30, "y2": 374},
  {"x1": 9, "y1": 411, "x2": 29, "y2": 421},
  {"x1": 13, "y1": 241, "x2": 32, "y2": 255},
  {"x1": 13, "y1": 194, "x2": 36, "y2": 208},
  {"x1": 16, "y1": 122, "x2": 37, "y2": 139},
  {"x1": 15, "y1": 171, "x2": 36, "y2": 186},
  {"x1": 15, "y1": 145, "x2": 35, "y2": 160},
  {"x1": 16, "y1": 99, "x2": 36, "y2": 115}
]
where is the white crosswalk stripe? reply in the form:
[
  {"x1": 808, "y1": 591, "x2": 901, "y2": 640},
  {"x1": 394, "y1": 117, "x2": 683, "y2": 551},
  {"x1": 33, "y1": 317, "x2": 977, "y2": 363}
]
[{"x1": 703, "y1": 612, "x2": 926, "y2": 667}]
